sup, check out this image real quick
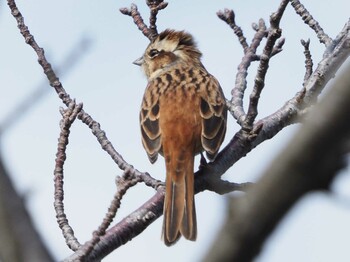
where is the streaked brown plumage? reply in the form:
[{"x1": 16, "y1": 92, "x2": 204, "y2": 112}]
[{"x1": 135, "y1": 29, "x2": 227, "y2": 246}]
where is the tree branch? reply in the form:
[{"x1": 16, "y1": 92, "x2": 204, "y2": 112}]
[
  {"x1": 243, "y1": 1, "x2": 287, "y2": 131},
  {"x1": 301, "y1": 39, "x2": 313, "y2": 85},
  {"x1": 54, "y1": 101, "x2": 84, "y2": 252},
  {"x1": 290, "y1": 0, "x2": 333, "y2": 46},
  {"x1": 120, "y1": 0, "x2": 168, "y2": 40},
  {"x1": 217, "y1": 9, "x2": 249, "y2": 53}
]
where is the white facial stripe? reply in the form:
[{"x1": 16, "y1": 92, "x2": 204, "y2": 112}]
[{"x1": 153, "y1": 38, "x2": 178, "y2": 52}]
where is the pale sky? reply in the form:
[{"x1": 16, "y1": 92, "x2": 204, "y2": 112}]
[{"x1": 0, "y1": 1, "x2": 350, "y2": 261}]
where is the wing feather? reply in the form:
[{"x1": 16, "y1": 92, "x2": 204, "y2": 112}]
[
  {"x1": 200, "y1": 75, "x2": 227, "y2": 161},
  {"x1": 140, "y1": 82, "x2": 162, "y2": 163}
]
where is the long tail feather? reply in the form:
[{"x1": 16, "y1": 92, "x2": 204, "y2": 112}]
[
  {"x1": 180, "y1": 155, "x2": 197, "y2": 240},
  {"x1": 162, "y1": 151, "x2": 197, "y2": 245}
]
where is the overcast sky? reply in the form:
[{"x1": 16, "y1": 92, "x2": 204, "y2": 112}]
[{"x1": 0, "y1": 1, "x2": 350, "y2": 261}]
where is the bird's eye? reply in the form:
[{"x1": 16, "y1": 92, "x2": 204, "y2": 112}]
[{"x1": 149, "y1": 49, "x2": 160, "y2": 58}]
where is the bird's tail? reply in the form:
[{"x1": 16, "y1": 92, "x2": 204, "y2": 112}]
[{"x1": 162, "y1": 150, "x2": 197, "y2": 246}]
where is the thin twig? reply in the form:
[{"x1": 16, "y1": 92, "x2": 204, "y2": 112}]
[
  {"x1": 78, "y1": 169, "x2": 143, "y2": 260},
  {"x1": 229, "y1": 19, "x2": 267, "y2": 125},
  {"x1": 147, "y1": 0, "x2": 168, "y2": 40},
  {"x1": 301, "y1": 39, "x2": 313, "y2": 86},
  {"x1": 243, "y1": 1, "x2": 288, "y2": 131},
  {"x1": 197, "y1": 176, "x2": 254, "y2": 195},
  {"x1": 54, "y1": 101, "x2": 83, "y2": 252},
  {"x1": 290, "y1": 0, "x2": 332, "y2": 46},
  {"x1": 120, "y1": 0, "x2": 168, "y2": 41},
  {"x1": 217, "y1": 9, "x2": 249, "y2": 53},
  {"x1": 303, "y1": 20, "x2": 350, "y2": 104},
  {"x1": 7, "y1": 0, "x2": 72, "y2": 106},
  {"x1": 120, "y1": 4, "x2": 151, "y2": 40},
  {"x1": 271, "y1": 37, "x2": 285, "y2": 56},
  {"x1": 65, "y1": 189, "x2": 165, "y2": 261}
]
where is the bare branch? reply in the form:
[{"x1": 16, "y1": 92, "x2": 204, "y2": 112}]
[
  {"x1": 65, "y1": 189, "x2": 165, "y2": 261},
  {"x1": 197, "y1": 176, "x2": 253, "y2": 195},
  {"x1": 303, "y1": 20, "x2": 350, "y2": 104},
  {"x1": 120, "y1": 0, "x2": 168, "y2": 40},
  {"x1": 270, "y1": 0, "x2": 289, "y2": 28},
  {"x1": 120, "y1": 4, "x2": 151, "y2": 40},
  {"x1": 301, "y1": 39, "x2": 313, "y2": 85},
  {"x1": 147, "y1": 0, "x2": 168, "y2": 39},
  {"x1": 217, "y1": 9, "x2": 249, "y2": 53},
  {"x1": 54, "y1": 101, "x2": 84, "y2": 252},
  {"x1": 290, "y1": 0, "x2": 333, "y2": 46},
  {"x1": 243, "y1": 1, "x2": 287, "y2": 131},
  {"x1": 271, "y1": 37, "x2": 285, "y2": 56},
  {"x1": 78, "y1": 169, "x2": 143, "y2": 260},
  {"x1": 140, "y1": 172, "x2": 164, "y2": 190},
  {"x1": 211, "y1": 18, "x2": 350, "y2": 185},
  {"x1": 7, "y1": 0, "x2": 72, "y2": 106},
  {"x1": 228, "y1": 19, "x2": 267, "y2": 125},
  {"x1": 225, "y1": 1, "x2": 288, "y2": 131}
]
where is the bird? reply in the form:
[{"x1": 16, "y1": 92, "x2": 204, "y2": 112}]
[{"x1": 134, "y1": 29, "x2": 227, "y2": 246}]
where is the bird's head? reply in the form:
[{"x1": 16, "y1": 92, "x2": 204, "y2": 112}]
[{"x1": 134, "y1": 29, "x2": 202, "y2": 79}]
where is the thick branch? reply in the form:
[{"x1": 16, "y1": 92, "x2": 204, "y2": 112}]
[
  {"x1": 303, "y1": 20, "x2": 350, "y2": 105},
  {"x1": 0, "y1": 156, "x2": 54, "y2": 261}
]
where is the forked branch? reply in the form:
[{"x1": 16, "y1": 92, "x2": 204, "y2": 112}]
[
  {"x1": 290, "y1": 0, "x2": 332, "y2": 46},
  {"x1": 120, "y1": 0, "x2": 168, "y2": 40}
]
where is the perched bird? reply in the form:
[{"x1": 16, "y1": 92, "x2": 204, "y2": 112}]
[{"x1": 134, "y1": 29, "x2": 227, "y2": 246}]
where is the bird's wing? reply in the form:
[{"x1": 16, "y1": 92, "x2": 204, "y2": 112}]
[
  {"x1": 140, "y1": 81, "x2": 162, "y2": 163},
  {"x1": 199, "y1": 74, "x2": 227, "y2": 160}
]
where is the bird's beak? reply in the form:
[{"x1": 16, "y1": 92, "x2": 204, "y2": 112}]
[{"x1": 133, "y1": 57, "x2": 144, "y2": 66}]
